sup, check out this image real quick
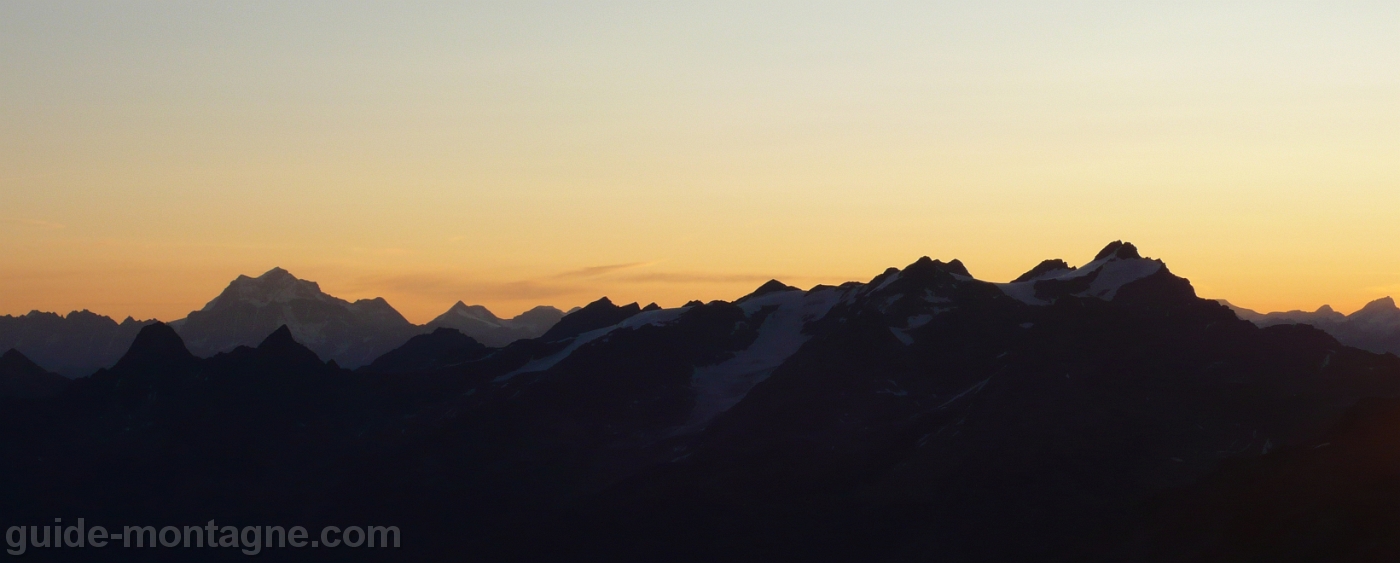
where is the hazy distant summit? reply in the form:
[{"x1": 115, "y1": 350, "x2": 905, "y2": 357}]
[
  {"x1": 1226, "y1": 296, "x2": 1400, "y2": 355},
  {"x1": 426, "y1": 302, "x2": 564, "y2": 347},
  {"x1": 170, "y1": 268, "x2": 422, "y2": 368}
]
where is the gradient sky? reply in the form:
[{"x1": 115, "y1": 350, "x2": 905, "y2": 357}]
[{"x1": 3, "y1": 1, "x2": 1398, "y2": 323}]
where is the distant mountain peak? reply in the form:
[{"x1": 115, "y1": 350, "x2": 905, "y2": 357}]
[
  {"x1": 741, "y1": 280, "x2": 801, "y2": 302},
  {"x1": 1094, "y1": 241, "x2": 1142, "y2": 261},
  {"x1": 1361, "y1": 296, "x2": 1397, "y2": 311},
  {"x1": 1013, "y1": 259, "x2": 1076, "y2": 283},
  {"x1": 202, "y1": 268, "x2": 334, "y2": 311},
  {"x1": 425, "y1": 302, "x2": 564, "y2": 348},
  {"x1": 902, "y1": 256, "x2": 972, "y2": 279}
]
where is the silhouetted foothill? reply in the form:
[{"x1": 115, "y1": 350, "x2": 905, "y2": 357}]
[
  {"x1": 111, "y1": 322, "x2": 196, "y2": 372},
  {"x1": 255, "y1": 325, "x2": 324, "y2": 366},
  {"x1": 361, "y1": 327, "x2": 490, "y2": 374},
  {"x1": 0, "y1": 348, "x2": 69, "y2": 399},
  {"x1": 540, "y1": 297, "x2": 643, "y2": 341}
]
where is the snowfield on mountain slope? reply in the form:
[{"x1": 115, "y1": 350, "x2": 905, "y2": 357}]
[
  {"x1": 996, "y1": 256, "x2": 1162, "y2": 306},
  {"x1": 679, "y1": 287, "x2": 845, "y2": 432},
  {"x1": 493, "y1": 306, "x2": 692, "y2": 382}
]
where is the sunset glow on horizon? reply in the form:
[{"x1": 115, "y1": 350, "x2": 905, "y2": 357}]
[{"x1": 3, "y1": 1, "x2": 1399, "y2": 323}]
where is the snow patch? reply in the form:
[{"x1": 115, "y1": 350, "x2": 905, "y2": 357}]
[
  {"x1": 890, "y1": 327, "x2": 914, "y2": 345},
  {"x1": 493, "y1": 307, "x2": 690, "y2": 382},
  {"x1": 995, "y1": 258, "x2": 1162, "y2": 305},
  {"x1": 678, "y1": 288, "x2": 843, "y2": 432}
]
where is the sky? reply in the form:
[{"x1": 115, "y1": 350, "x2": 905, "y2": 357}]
[{"x1": 2, "y1": 1, "x2": 1398, "y2": 323}]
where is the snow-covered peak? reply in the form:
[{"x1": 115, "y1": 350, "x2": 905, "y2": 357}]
[
  {"x1": 201, "y1": 268, "x2": 342, "y2": 311},
  {"x1": 996, "y1": 242, "x2": 1163, "y2": 305}
]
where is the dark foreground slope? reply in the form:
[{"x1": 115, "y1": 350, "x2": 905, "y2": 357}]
[
  {"x1": 0, "y1": 310, "x2": 154, "y2": 377},
  {"x1": 2, "y1": 243, "x2": 1399, "y2": 562}
]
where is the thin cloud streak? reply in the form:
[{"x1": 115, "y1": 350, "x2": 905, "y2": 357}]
[
  {"x1": 4, "y1": 218, "x2": 65, "y2": 229},
  {"x1": 547, "y1": 262, "x2": 650, "y2": 280}
]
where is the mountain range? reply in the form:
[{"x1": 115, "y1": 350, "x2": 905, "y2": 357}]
[
  {"x1": 4, "y1": 241, "x2": 1399, "y2": 561},
  {"x1": 0, "y1": 267, "x2": 567, "y2": 375},
  {"x1": 1226, "y1": 297, "x2": 1400, "y2": 355}
]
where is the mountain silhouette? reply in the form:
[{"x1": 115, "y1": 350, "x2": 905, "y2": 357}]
[
  {"x1": 0, "y1": 348, "x2": 70, "y2": 399},
  {"x1": 538, "y1": 296, "x2": 643, "y2": 341},
  {"x1": 360, "y1": 327, "x2": 490, "y2": 374},
  {"x1": 3, "y1": 241, "x2": 1400, "y2": 562}
]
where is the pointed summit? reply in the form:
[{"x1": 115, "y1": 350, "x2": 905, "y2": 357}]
[
  {"x1": 258, "y1": 325, "x2": 298, "y2": 349},
  {"x1": 258, "y1": 267, "x2": 295, "y2": 280},
  {"x1": 540, "y1": 297, "x2": 643, "y2": 341},
  {"x1": 113, "y1": 322, "x2": 196, "y2": 371},
  {"x1": 1, "y1": 349, "x2": 53, "y2": 377},
  {"x1": 737, "y1": 280, "x2": 801, "y2": 303},
  {"x1": 256, "y1": 325, "x2": 323, "y2": 365}
]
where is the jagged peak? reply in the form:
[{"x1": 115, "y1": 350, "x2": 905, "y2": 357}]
[
  {"x1": 256, "y1": 325, "x2": 324, "y2": 363},
  {"x1": 642, "y1": 303, "x2": 661, "y2": 312},
  {"x1": 900, "y1": 256, "x2": 972, "y2": 280},
  {"x1": 539, "y1": 297, "x2": 643, "y2": 341},
  {"x1": 1094, "y1": 241, "x2": 1142, "y2": 261},
  {"x1": 1013, "y1": 259, "x2": 1077, "y2": 283}
]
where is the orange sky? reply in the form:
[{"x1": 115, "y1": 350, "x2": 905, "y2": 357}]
[{"x1": 3, "y1": 2, "x2": 1399, "y2": 323}]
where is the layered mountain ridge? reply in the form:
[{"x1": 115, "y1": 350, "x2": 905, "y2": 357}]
[
  {"x1": 2, "y1": 268, "x2": 569, "y2": 374},
  {"x1": 3, "y1": 241, "x2": 1397, "y2": 561},
  {"x1": 1226, "y1": 296, "x2": 1400, "y2": 356}
]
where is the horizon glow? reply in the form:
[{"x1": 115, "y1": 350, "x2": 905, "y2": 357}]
[{"x1": 3, "y1": 1, "x2": 1399, "y2": 323}]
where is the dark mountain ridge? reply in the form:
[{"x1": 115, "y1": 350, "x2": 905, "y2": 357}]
[
  {"x1": 0, "y1": 310, "x2": 155, "y2": 377},
  {"x1": 2, "y1": 242, "x2": 1398, "y2": 562}
]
